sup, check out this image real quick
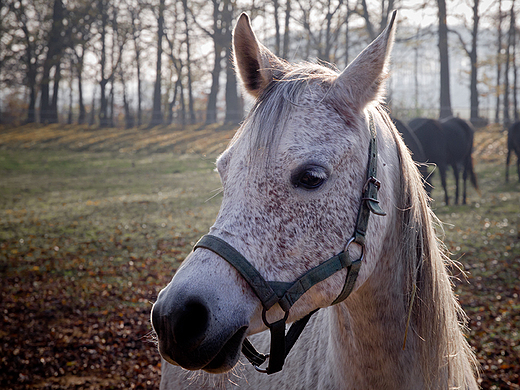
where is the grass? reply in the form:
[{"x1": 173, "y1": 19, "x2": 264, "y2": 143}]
[{"x1": 0, "y1": 123, "x2": 519, "y2": 389}]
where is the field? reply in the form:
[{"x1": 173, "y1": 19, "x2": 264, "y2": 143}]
[{"x1": 0, "y1": 123, "x2": 519, "y2": 389}]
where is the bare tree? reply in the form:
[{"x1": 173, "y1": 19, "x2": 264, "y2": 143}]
[
  {"x1": 295, "y1": 0, "x2": 344, "y2": 63},
  {"x1": 450, "y1": 0, "x2": 480, "y2": 124},
  {"x1": 8, "y1": 0, "x2": 46, "y2": 123},
  {"x1": 98, "y1": 0, "x2": 110, "y2": 127},
  {"x1": 344, "y1": 0, "x2": 353, "y2": 67},
  {"x1": 222, "y1": 0, "x2": 241, "y2": 124},
  {"x1": 180, "y1": 0, "x2": 195, "y2": 124},
  {"x1": 282, "y1": 0, "x2": 291, "y2": 59},
  {"x1": 496, "y1": 0, "x2": 503, "y2": 124},
  {"x1": 70, "y1": 4, "x2": 94, "y2": 125},
  {"x1": 359, "y1": 0, "x2": 394, "y2": 40},
  {"x1": 128, "y1": 1, "x2": 144, "y2": 126},
  {"x1": 503, "y1": 1, "x2": 515, "y2": 128},
  {"x1": 163, "y1": 1, "x2": 185, "y2": 125},
  {"x1": 150, "y1": 0, "x2": 165, "y2": 127},
  {"x1": 96, "y1": 0, "x2": 122, "y2": 128},
  {"x1": 192, "y1": 0, "x2": 228, "y2": 124},
  {"x1": 40, "y1": 0, "x2": 67, "y2": 124},
  {"x1": 513, "y1": 5, "x2": 518, "y2": 121},
  {"x1": 273, "y1": 0, "x2": 281, "y2": 56},
  {"x1": 437, "y1": 0, "x2": 453, "y2": 119}
]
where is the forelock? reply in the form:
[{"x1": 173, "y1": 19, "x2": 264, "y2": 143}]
[{"x1": 234, "y1": 62, "x2": 340, "y2": 162}]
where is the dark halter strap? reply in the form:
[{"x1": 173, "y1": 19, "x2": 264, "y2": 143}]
[{"x1": 193, "y1": 112, "x2": 386, "y2": 374}]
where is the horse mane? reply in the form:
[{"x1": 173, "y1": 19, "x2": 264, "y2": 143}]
[{"x1": 376, "y1": 109, "x2": 479, "y2": 388}]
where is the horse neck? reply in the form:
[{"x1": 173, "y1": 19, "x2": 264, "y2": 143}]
[{"x1": 326, "y1": 226, "x2": 424, "y2": 388}]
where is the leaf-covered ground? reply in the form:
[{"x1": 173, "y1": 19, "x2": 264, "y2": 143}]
[{"x1": 0, "y1": 123, "x2": 519, "y2": 389}]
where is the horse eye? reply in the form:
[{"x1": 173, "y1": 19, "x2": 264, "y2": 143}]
[{"x1": 293, "y1": 167, "x2": 328, "y2": 190}]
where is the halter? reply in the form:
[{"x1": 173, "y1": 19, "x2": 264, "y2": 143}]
[{"x1": 193, "y1": 113, "x2": 386, "y2": 374}]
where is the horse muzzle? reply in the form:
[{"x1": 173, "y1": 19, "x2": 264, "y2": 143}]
[{"x1": 151, "y1": 262, "x2": 251, "y2": 373}]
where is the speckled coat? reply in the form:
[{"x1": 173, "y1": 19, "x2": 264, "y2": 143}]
[{"x1": 152, "y1": 11, "x2": 478, "y2": 390}]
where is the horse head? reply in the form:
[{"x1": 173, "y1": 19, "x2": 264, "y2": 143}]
[{"x1": 151, "y1": 11, "x2": 398, "y2": 374}]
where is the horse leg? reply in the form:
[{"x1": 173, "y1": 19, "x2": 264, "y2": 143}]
[
  {"x1": 452, "y1": 164, "x2": 460, "y2": 205},
  {"x1": 506, "y1": 148, "x2": 511, "y2": 183},
  {"x1": 462, "y1": 162, "x2": 468, "y2": 205},
  {"x1": 516, "y1": 151, "x2": 520, "y2": 181},
  {"x1": 439, "y1": 164, "x2": 449, "y2": 205}
]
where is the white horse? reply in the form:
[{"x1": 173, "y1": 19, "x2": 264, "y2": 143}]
[{"x1": 152, "y1": 12, "x2": 478, "y2": 389}]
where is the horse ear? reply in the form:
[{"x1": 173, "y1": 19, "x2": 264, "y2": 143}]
[
  {"x1": 233, "y1": 13, "x2": 285, "y2": 98},
  {"x1": 336, "y1": 10, "x2": 397, "y2": 111}
]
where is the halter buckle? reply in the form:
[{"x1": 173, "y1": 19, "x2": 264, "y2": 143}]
[{"x1": 363, "y1": 176, "x2": 381, "y2": 193}]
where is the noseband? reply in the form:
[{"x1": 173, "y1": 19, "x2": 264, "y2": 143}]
[{"x1": 193, "y1": 113, "x2": 386, "y2": 374}]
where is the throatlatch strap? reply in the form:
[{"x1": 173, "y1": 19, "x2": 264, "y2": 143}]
[
  {"x1": 331, "y1": 259, "x2": 361, "y2": 305},
  {"x1": 242, "y1": 338, "x2": 268, "y2": 367},
  {"x1": 354, "y1": 113, "x2": 386, "y2": 246}
]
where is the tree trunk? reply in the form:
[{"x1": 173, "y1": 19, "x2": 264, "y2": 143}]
[
  {"x1": 344, "y1": 1, "x2": 350, "y2": 67},
  {"x1": 414, "y1": 26, "x2": 420, "y2": 113},
  {"x1": 68, "y1": 60, "x2": 73, "y2": 125},
  {"x1": 282, "y1": 0, "x2": 291, "y2": 59},
  {"x1": 99, "y1": 0, "x2": 109, "y2": 127},
  {"x1": 168, "y1": 78, "x2": 181, "y2": 125},
  {"x1": 495, "y1": 0, "x2": 503, "y2": 124},
  {"x1": 206, "y1": 44, "x2": 223, "y2": 124},
  {"x1": 40, "y1": 0, "x2": 65, "y2": 124},
  {"x1": 26, "y1": 60, "x2": 38, "y2": 123},
  {"x1": 513, "y1": 8, "x2": 518, "y2": 121},
  {"x1": 324, "y1": 1, "x2": 332, "y2": 62},
  {"x1": 224, "y1": 45, "x2": 241, "y2": 124},
  {"x1": 361, "y1": 0, "x2": 376, "y2": 40},
  {"x1": 437, "y1": 0, "x2": 453, "y2": 119},
  {"x1": 109, "y1": 77, "x2": 115, "y2": 127},
  {"x1": 469, "y1": 0, "x2": 479, "y2": 124},
  {"x1": 77, "y1": 47, "x2": 86, "y2": 124},
  {"x1": 179, "y1": 71, "x2": 186, "y2": 125},
  {"x1": 131, "y1": 8, "x2": 143, "y2": 127},
  {"x1": 89, "y1": 87, "x2": 97, "y2": 126},
  {"x1": 273, "y1": 0, "x2": 281, "y2": 56},
  {"x1": 223, "y1": 0, "x2": 241, "y2": 124},
  {"x1": 205, "y1": 0, "x2": 224, "y2": 124},
  {"x1": 136, "y1": 56, "x2": 142, "y2": 127},
  {"x1": 48, "y1": 60, "x2": 61, "y2": 123},
  {"x1": 151, "y1": 0, "x2": 165, "y2": 127},
  {"x1": 182, "y1": 0, "x2": 196, "y2": 124},
  {"x1": 121, "y1": 66, "x2": 134, "y2": 129},
  {"x1": 504, "y1": 2, "x2": 515, "y2": 128}
]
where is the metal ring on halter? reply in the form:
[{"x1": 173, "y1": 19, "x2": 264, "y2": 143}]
[
  {"x1": 344, "y1": 236, "x2": 365, "y2": 262},
  {"x1": 253, "y1": 359, "x2": 270, "y2": 373},
  {"x1": 261, "y1": 306, "x2": 290, "y2": 328}
]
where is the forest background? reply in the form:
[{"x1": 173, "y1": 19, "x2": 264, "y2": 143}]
[
  {"x1": 1, "y1": 0, "x2": 520, "y2": 389},
  {"x1": 0, "y1": 0, "x2": 518, "y2": 128}
]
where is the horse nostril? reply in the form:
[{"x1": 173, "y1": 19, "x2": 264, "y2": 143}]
[{"x1": 173, "y1": 300, "x2": 209, "y2": 349}]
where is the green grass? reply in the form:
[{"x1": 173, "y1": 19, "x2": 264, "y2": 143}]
[
  {"x1": 0, "y1": 148, "x2": 224, "y2": 389},
  {"x1": 424, "y1": 147, "x2": 520, "y2": 389},
  {"x1": 0, "y1": 124, "x2": 519, "y2": 389}
]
